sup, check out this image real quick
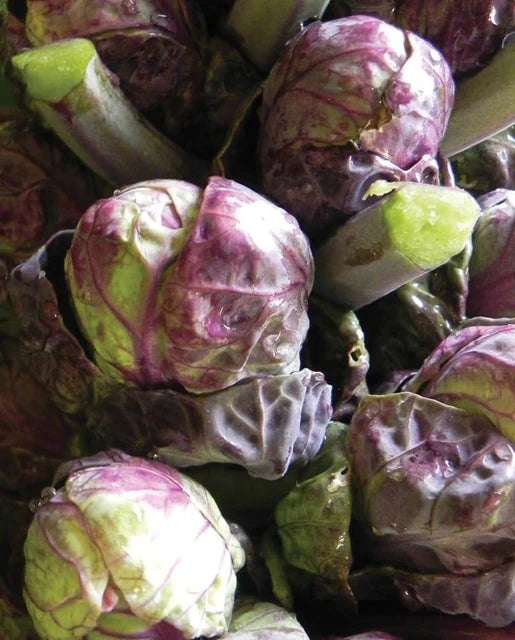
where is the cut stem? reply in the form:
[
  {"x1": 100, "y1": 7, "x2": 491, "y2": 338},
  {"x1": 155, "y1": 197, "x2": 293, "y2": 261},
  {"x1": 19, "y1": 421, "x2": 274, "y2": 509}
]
[
  {"x1": 12, "y1": 38, "x2": 210, "y2": 187},
  {"x1": 313, "y1": 182, "x2": 480, "y2": 309}
]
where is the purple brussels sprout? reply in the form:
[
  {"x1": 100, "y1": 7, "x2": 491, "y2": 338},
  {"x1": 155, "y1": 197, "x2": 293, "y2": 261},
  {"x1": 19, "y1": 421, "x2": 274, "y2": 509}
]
[
  {"x1": 348, "y1": 393, "x2": 515, "y2": 574},
  {"x1": 65, "y1": 176, "x2": 314, "y2": 393},
  {"x1": 24, "y1": 0, "x2": 207, "y2": 140},
  {"x1": 331, "y1": 1, "x2": 514, "y2": 75},
  {"x1": 467, "y1": 189, "x2": 515, "y2": 319},
  {"x1": 395, "y1": 0, "x2": 515, "y2": 75},
  {"x1": 347, "y1": 392, "x2": 515, "y2": 626},
  {"x1": 23, "y1": 450, "x2": 245, "y2": 639},
  {"x1": 258, "y1": 15, "x2": 454, "y2": 240},
  {"x1": 7, "y1": 227, "x2": 329, "y2": 481},
  {"x1": 406, "y1": 318, "x2": 515, "y2": 440}
]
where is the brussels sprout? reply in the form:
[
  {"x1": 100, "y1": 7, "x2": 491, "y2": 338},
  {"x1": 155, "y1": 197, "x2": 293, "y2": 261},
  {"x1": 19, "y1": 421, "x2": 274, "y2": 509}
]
[
  {"x1": 25, "y1": 0, "x2": 207, "y2": 137},
  {"x1": 23, "y1": 450, "x2": 245, "y2": 639},
  {"x1": 394, "y1": 0, "x2": 514, "y2": 75},
  {"x1": 7, "y1": 221, "x2": 327, "y2": 480},
  {"x1": 467, "y1": 189, "x2": 515, "y2": 318},
  {"x1": 348, "y1": 392, "x2": 515, "y2": 569},
  {"x1": 330, "y1": 1, "x2": 514, "y2": 76},
  {"x1": 64, "y1": 176, "x2": 314, "y2": 393},
  {"x1": 406, "y1": 318, "x2": 515, "y2": 440},
  {"x1": 258, "y1": 16, "x2": 453, "y2": 240}
]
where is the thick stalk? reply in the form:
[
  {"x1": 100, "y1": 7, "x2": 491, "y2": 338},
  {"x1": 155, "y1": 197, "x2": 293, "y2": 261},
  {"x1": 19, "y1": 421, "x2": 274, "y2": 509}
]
[
  {"x1": 313, "y1": 182, "x2": 480, "y2": 309},
  {"x1": 224, "y1": 0, "x2": 330, "y2": 72},
  {"x1": 440, "y1": 42, "x2": 515, "y2": 158},
  {"x1": 11, "y1": 38, "x2": 210, "y2": 187}
]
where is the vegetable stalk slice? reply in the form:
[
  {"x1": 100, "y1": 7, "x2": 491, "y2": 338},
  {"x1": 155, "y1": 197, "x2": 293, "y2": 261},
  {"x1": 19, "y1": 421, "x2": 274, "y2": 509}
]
[
  {"x1": 11, "y1": 38, "x2": 210, "y2": 187},
  {"x1": 313, "y1": 181, "x2": 480, "y2": 309}
]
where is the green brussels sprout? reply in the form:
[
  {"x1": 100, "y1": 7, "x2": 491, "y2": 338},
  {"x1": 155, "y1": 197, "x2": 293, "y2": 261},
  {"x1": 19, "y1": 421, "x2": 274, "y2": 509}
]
[{"x1": 23, "y1": 451, "x2": 245, "y2": 639}]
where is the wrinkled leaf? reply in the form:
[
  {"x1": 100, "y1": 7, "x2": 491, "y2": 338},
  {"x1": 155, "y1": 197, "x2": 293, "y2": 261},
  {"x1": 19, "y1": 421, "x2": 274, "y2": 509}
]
[
  {"x1": 94, "y1": 369, "x2": 332, "y2": 480},
  {"x1": 348, "y1": 392, "x2": 515, "y2": 576},
  {"x1": 406, "y1": 319, "x2": 515, "y2": 440}
]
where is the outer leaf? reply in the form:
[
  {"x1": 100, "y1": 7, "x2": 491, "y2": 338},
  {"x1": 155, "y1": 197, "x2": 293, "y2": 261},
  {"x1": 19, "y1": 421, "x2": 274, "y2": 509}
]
[
  {"x1": 89, "y1": 593, "x2": 185, "y2": 640},
  {"x1": 301, "y1": 296, "x2": 369, "y2": 415},
  {"x1": 350, "y1": 562, "x2": 515, "y2": 628},
  {"x1": 190, "y1": 36, "x2": 261, "y2": 159},
  {"x1": 160, "y1": 176, "x2": 314, "y2": 392},
  {"x1": 23, "y1": 494, "x2": 110, "y2": 640},
  {"x1": 406, "y1": 319, "x2": 515, "y2": 440},
  {"x1": 0, "y1": 107, "x2": 106, "y2": 263},
  {"x1": 224, "y1": 596, "x2": 310, "y2": 639},
  {"x1": 225, "y1": 0, "x2": 331, "y2": 72},
  {"x1": 274, "y1": 422, "x2": 355, "y2": 608},
  {"x1": 8, "y1": 231, "x2": 115, "y2": 416},
  {"x1": 357, "y1": 281, "x2": 454, "y2": 386},
  {"x1": 0, "y1": 336, "x2": 81, "y2": 496},
  {"x1": 65, "y1": 179, "x2": 203, "y2": 388},
  {"x1": 325, "y1": 1, "x2": 396, "y2": 20},
  {"x1": 348, "y1": 393, "x2": 515, "y2": 574},
  {"x1": 93, "y1": 369, "x2": 332, "y2": 480}
]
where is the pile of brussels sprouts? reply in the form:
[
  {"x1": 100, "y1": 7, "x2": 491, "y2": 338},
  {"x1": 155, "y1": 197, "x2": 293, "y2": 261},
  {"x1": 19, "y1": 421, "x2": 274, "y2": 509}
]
[{"x1": 0, "y1": 1, "x2": 514, "y2": 639}]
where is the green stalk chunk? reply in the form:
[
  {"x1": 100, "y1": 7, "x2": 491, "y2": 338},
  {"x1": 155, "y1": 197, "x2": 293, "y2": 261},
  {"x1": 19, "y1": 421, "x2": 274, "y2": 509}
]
[
  {"x1": 12, "y1": 39, "x2": 210, "y2": 187},
  {"x1": 313, "y1": 182, "x2": 480, "y2": 310},
  {"x1": 12, "y1": 38, "x2": 95, "y2": 103},
  {"x1": 225, "y1": 0, "x2": 331, "y2": 72}
]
